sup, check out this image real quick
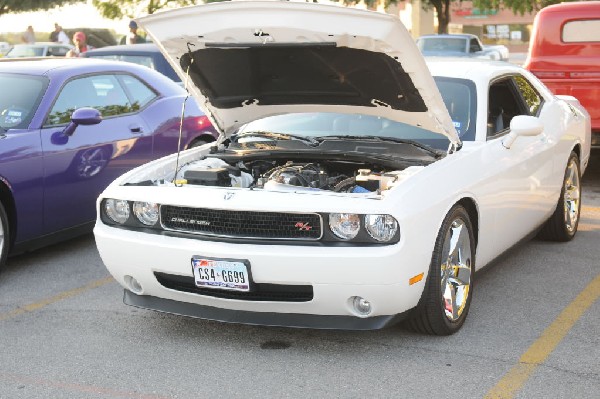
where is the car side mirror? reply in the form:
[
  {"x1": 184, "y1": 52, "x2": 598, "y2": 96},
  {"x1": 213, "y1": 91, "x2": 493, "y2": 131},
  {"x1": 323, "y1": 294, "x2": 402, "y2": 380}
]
[
  {"x1": 502, "y1": 115, "x2": 544, "y2": 149},
  {"x1": 62, "y1": 107, "x2": 102, "y2": 137}
]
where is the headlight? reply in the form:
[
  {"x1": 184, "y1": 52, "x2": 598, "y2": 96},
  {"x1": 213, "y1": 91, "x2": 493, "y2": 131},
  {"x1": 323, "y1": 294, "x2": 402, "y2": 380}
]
[
  {"x1": 133, "y1": 201, "x2": 159, "y2": 226},
  {"x1": 104, "y1": 199, "x2": 130, "y2": 224},
  {"x1": 329, "y1": 213, "x2": 360, "y2": 240},
  {"x1": 364, "y1": 214, "x2": 398, "y2": 242}
]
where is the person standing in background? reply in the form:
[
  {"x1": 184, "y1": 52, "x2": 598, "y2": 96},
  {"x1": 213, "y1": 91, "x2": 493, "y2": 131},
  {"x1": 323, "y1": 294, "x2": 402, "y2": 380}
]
[
  {"x1": 66, "y1": 31, "x2": 93, "y2": 57},
  {"x1": 120, "y1": 20, "x2": 146, "y2": 45},
  {"x1": 21, "y1": 26, "x2": 35, "y2": 44},
  {"x1": 50, "y1": 23, "x2": 70, "y2": 45}
]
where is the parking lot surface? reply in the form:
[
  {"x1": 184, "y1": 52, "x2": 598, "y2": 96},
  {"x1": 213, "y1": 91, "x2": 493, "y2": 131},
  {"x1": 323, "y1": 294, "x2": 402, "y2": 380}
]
[{"x1": 0, "y1": 152, "x2": 598, "y2": 399}]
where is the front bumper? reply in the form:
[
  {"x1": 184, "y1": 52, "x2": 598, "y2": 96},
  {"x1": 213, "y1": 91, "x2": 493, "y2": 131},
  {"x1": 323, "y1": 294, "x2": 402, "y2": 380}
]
[
  {"x1": 95, "y1": 222, "x2": 432, "y2": 329},
  {"x1": 124, "y1": 290, "x2": 409, "y2": 330}
]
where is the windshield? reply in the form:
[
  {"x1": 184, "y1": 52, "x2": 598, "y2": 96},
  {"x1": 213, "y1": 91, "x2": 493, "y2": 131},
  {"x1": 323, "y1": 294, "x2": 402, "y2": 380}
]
[
  {"x1": 0, "y1": 74, "x2": 48, "y2": 130},
  {"x1": 240, "y1": 113, "x2": 451, "y2": 151},
  {"x1": 239, "y1": 76, "x2": 476, "y2": 150},
  {"x1": 417, "y1": 37, "x2": 466, "y2": 53}
]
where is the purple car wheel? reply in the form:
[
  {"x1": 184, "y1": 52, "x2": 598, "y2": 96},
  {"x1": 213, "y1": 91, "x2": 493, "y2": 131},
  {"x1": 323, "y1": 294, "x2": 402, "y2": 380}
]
[{"x1": 0, "y1": 202, "x2": 9, "y2": 270}]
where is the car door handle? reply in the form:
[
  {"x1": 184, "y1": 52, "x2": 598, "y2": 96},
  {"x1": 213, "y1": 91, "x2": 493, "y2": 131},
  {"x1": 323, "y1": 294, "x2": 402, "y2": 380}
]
[{"x1": 129, "y1": 124, "x2": 143, "y2": 133}]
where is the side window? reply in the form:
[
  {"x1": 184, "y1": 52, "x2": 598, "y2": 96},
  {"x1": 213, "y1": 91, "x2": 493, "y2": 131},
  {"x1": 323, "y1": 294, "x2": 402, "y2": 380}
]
[
  {"x1": 118, "y1": 75, "x2": 157, "y2": 109},
  {"x1": 469, "y1": 38, "x2": 482, "y2": 53},
  {"x1": 46, "y1": 74, "x2": 135, "y2": 126},
  {"x1": 48, "y1": 46, "x2": 70, "y2": 57},
  {"x1": 513, "y1": 75, "x2": 543, "y2": 116},
  {"x1": 487, "y1": 77, "x2": 528, "y2": 138}
]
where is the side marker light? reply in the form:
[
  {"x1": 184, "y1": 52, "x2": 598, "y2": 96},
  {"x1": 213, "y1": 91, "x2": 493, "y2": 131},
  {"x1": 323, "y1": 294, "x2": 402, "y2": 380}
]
[{"x1": 409, "y1": 273, "x2": 424, "y2": 286}]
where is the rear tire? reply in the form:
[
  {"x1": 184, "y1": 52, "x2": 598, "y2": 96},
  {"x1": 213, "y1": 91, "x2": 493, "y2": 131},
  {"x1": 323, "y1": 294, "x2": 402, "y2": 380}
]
[
  {"x1": 538, "y1": 151, "x2": 581, "y2": 242},
  {"x1": 0, "y1": 202, "x2": 9, "y2": 271},
  {"x1": 407, "y1": 205, "x2": 475, "y2": 335}
]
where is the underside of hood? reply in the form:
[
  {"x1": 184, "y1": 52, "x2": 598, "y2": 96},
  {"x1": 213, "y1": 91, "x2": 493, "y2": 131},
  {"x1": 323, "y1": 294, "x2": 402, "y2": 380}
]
[{"x1": 138, "y1": 1, "x2": 461, "y2": 147}]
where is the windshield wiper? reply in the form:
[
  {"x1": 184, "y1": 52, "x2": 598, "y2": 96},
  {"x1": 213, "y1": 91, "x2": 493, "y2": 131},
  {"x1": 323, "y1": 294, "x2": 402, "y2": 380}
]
[
  {"x1": 232, "y1": 130, "x2": 318, "y2": 146},
  {"x1": 316, "y1": 135, "x2": 444, "y2": 158}
]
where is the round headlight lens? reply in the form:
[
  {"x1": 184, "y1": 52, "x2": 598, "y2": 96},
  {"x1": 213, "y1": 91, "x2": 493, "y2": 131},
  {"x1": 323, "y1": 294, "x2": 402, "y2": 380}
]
[
  {"x1": 329, "y1": 213, "x2": 360, "y2": 240},
  {"x1": 133, "y1": 201, "x2": 159, "y2": 226},
  {"x1": 105, "y1": 199, "x2": 130, "y2": 224},
  {"x1": 365, "y1": 214, "x2": 399, "y2": 242}
]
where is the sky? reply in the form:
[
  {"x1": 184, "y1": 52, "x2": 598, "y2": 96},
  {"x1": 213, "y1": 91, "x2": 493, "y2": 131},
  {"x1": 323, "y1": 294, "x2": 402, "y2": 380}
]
[{"x1": 0, "y1": 1, "x2": 131, "y2": 35}]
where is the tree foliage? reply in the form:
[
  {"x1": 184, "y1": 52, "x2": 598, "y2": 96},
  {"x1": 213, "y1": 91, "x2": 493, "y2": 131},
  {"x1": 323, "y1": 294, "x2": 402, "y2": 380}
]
[
  {"x1": 0, "y1": 0, "x2": 82, "y2": 17},
  {"x1": 471, "y1": 0, "x2": 571, "y2": 15},
  {"x1": 91, "y1": 0, "x2": 200, "y2": 19}
]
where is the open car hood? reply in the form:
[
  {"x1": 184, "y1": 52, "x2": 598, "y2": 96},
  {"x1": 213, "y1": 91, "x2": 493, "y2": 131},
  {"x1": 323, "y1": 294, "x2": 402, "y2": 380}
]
[{"x1": 138, "y1": 1, "x2": 460, "y2": 147}]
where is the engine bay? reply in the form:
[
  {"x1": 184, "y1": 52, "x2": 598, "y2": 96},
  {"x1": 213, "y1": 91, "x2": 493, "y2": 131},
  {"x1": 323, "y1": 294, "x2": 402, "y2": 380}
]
[{"x1": 170, "y1": 155, "x2": 423, "y2": 194}]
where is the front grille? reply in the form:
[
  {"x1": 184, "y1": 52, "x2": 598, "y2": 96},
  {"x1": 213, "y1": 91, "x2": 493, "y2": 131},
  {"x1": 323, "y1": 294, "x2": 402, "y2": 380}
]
[
  {"x1": 154, "y1": 273, "x2": 313, "y2": 302},
  {"x1": 160, "y1": 205, "x2": 322, "y2": 240}
]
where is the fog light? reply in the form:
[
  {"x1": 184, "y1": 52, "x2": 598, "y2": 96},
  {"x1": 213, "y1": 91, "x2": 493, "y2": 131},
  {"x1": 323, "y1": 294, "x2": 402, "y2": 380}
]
[
  {"x1": 124, "y1": 275, "x2": 143, "y2": 294},
  {"x1": 352, "y1": 296, "x2": 372, "y2": 316}
]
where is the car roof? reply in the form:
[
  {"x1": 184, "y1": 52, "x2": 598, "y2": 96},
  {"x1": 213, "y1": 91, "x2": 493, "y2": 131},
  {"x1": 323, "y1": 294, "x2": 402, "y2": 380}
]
[
  {"x1": 426, "y1": 58, "x2": 523, "y2": 82},
  {"x1": 0, "y1": 57, "x2": 155, "y2": 76},
  {"x1": 84, "y1": 43, "x2": 159, "y2": 55},
  {"x1": 540, "y1": 0, "x2": 600, "y2": 13}
]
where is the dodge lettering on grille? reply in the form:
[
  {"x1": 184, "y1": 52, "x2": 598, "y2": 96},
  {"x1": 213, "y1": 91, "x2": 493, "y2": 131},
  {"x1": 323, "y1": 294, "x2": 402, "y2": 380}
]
[{"x1": 170, "y1": 217, "x2": 211, "y2": 226}]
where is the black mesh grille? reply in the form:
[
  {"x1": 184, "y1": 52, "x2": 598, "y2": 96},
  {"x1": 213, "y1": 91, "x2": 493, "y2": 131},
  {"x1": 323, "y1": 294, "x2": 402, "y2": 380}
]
[
  {"x1": 160, "y1": 206, "x2": 322, "y2": 240},
  {"x1": 155, "y1": 273, "x2": 313, "y2": 302}
]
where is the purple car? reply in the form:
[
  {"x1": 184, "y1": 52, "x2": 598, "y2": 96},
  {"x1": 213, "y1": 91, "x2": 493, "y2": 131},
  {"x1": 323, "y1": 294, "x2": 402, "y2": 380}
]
[{"x1": 0, "y1": 58, "x2": 218, "y2": 268}]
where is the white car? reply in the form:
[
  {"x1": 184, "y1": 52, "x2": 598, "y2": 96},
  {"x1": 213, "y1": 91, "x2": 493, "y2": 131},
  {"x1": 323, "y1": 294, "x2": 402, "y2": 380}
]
[{"x1": 93, "y1": 1, "x2": 591, "y2": 335}]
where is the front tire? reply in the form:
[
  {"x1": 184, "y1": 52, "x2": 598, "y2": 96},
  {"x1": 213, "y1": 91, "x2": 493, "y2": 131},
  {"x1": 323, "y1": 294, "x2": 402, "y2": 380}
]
[
  {"x1": 408, "y1": 205, "x2": 475, "y2": 335},
  {"x1": 538, "y1": 151, "x2": 581, "y2": 242},
  {"x1": 0, "y1": 202, "x2": 9, "y2": 271}
]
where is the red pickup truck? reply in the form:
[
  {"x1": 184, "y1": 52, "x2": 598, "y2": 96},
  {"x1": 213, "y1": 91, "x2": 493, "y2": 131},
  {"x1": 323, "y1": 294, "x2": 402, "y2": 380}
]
[{"x1": 524, "y1": 1, "x2": 600, "y2": 145}]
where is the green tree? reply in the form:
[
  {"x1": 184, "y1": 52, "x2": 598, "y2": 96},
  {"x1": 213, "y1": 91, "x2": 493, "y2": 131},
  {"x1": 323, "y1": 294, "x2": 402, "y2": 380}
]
[
  {"x1": 0, "y1": 0, "x2": 83, "y2": 16},
  {"x1": 91, "y1": 0, "x2": 201, "y2": 19}
]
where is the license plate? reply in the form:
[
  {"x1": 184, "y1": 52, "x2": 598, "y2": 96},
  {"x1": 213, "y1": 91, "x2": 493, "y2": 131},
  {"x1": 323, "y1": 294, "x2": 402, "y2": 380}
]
[{"x1": 191, "y1": 257, "x2": 250, "y2": 292}]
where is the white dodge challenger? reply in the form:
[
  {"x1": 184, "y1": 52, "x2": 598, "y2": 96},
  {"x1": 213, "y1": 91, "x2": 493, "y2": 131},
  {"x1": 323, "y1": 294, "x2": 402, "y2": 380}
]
[{"x1": 93, "y1": 1, "x2": 591, "y2": 335}]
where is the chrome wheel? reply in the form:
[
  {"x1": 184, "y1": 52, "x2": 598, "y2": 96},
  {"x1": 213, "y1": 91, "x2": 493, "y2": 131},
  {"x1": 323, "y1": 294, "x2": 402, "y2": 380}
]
[
  {"x1": 408, "y1": 205, "x2": 475, "y2": 335},
  {"x1": 440, "y1": 218, "x2": 472, "y2": 322},
  {"x1": 563, "y1": 158, "x2": 581, "y2": 233}
]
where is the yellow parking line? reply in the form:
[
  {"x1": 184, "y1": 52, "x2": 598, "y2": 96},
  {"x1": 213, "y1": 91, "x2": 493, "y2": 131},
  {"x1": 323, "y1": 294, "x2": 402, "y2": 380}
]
[
  {"x1": 485, "y1": 273, "x2": 600, "y2": 399},
  {"x1": 0, "y1": 276, "x2": 114, "y2": 322}
]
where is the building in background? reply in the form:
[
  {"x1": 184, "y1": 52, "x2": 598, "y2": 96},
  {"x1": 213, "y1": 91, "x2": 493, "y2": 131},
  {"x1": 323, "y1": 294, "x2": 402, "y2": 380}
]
[
  {"x1": 449, "y1": 1, "x2": 536, "y2": 52},
  {"x1": 383, "y1": 0, "x2": 535, "y2": 53}
]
